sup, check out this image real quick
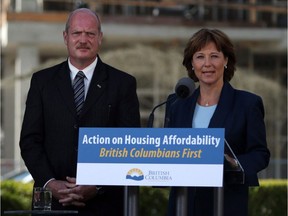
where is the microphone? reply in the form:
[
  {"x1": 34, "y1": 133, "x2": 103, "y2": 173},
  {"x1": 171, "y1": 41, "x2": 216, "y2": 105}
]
[
  {"x1": 175, "y1": 77, "x2": 195, "y2": 99},
  {"x1": 147, "y1": 77, "x2": 195, "y2": 128}
]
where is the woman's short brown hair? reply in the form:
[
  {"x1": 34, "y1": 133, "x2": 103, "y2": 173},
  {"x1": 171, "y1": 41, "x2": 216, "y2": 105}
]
[{"x1": 183, "y1": 28, "x2": 236, "y2": 82}]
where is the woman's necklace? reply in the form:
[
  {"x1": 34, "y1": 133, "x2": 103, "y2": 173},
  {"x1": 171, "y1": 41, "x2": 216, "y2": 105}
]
[
  {"x1": 200, "y1": 98, "x2": 216, "y2": 107},
  {"x1": 199, "y1": 98, "x2": 210, "y2": 106},
  {"x1": 200, "y1": 84, "x2": 222, "y2": 107}
]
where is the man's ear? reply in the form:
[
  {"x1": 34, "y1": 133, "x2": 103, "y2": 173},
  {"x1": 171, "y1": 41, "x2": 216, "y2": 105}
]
[
  {"x1": 98, "y1": 32, "x2": 103, "y2": 45},
  {"x1": 63, "y1": 31, "x2": 68, "y2": 45}
]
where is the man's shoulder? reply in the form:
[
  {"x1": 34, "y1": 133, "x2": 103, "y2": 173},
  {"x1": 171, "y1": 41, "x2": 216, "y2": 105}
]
[
  {"x1": 34, "y1": 60, "x2": 67, "y2": 77},
  {"x1": 98, "y1": 59, "x2": 135, "y2": 81}
]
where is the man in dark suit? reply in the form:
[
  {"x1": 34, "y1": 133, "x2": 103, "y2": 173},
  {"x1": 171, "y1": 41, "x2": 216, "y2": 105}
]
[{"x1": 19, "y1": 8, "x2": 140, "y2": 216}]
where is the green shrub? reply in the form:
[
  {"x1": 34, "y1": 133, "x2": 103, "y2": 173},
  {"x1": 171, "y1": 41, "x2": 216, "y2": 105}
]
[
  {"x1": 1, "y1": 179, "x2": 286, "y2": 216},
  {"x1": 249, "y1": 179, "x2": 287, "y2": 216},
  {"x1": 139, "y1": 180, "x2": 287, "y2": 216},
  {"x1": 1, "y1": 180, "x2": 33, "y2": 214},
  {"x1": 139, "y1": 186, "x2": 169, "y2": 216}
]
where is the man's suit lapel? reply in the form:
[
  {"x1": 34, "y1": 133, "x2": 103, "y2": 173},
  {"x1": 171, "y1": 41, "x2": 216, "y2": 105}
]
[
  {"x1": 55, "y1": 62, "x2": 77, "y2": 117},
  {"x1": 80, "y1": 58, "x2": 108, "y2": 117},
  {"x1": 54, "y1": 58, "x2": 109, "y2": 119}
]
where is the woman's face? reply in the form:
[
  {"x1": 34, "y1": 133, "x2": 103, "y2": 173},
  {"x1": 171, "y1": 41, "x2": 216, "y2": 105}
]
[{"x1": 192, "y1": 42, "x2": 228, "y2": 87}]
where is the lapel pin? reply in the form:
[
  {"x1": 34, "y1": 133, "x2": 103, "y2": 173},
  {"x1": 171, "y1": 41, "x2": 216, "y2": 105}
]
[{"x1": 97, "y1": 84, "x2": 101, "y2": 88}]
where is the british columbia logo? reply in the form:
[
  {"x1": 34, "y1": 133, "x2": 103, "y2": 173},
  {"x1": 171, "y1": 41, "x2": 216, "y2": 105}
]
[{"x1": 126, "y1": 168, "x2": 144, "y2": 181}]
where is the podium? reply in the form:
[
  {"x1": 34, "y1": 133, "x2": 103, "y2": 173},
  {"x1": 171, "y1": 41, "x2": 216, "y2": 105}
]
[
  {"x1": 76, "y1": 127, "x2": 230, "y2": 216},
  {"x1": 223, "y1": 140, "x2": 245, "y2": 185},
  {"x1": 175, "y1": 139, "x2": 245, "y2": 216}
]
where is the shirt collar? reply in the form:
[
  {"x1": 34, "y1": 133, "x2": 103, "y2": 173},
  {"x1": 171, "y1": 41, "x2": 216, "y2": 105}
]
[{"x1": 68, "y1": 57, "x2": 98, "y2": 81}]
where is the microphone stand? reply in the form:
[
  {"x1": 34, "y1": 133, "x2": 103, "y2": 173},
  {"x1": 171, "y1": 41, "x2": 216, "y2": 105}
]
[
  {"x1": 147, "y1": 94, "x2": 178, "y2": 128},
  {"x1": 147, "y1": 95, "x2": 189, "y2": 216},
  {"x1": 127, "y1": 96, "x2": 170, "y2": 216},
  {"x1": 176, "y1": 187, "x2": 188, "y2": 216},
  {"x1": 124, "y1": 186, "x2": 139, "y2": 216},
  {"x1": 147, "y1": 77, "x2": 194, "y2": 128},
  {"x1": 147, "y1": 100, "x2": 169, "y2": 128},
  {"x1": 146, "y1": 79, "x2": 194, "y2": 214}
]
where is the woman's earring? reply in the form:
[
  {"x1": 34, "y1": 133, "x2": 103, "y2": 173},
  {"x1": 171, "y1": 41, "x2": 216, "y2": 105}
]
[
  {"x1": 224, "y1": 65, "x2": 227, "y2": 69},
  {"x1": 192, "y1": 67, "x2": 194, "y2": 70}
]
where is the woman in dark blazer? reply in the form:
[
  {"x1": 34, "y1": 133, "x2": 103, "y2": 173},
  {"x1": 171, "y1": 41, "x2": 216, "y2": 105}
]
[{"x1": 166, "y1": 28, "x2": 270, "y2": 216}]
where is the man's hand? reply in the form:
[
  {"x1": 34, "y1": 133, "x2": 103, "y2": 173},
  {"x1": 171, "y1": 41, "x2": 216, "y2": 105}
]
[
  {"x1": 58, "y1": 177, "x2": 98, "y2": 207},
  {"x1": 46, "y1": 179, "x2": 71, "y2": 201}
]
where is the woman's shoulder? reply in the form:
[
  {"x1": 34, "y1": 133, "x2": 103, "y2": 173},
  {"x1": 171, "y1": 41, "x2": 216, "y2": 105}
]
[
  {"x1": 225, "y1": 82, "x2": 262, "y2": 103},
  {"x1": 234, "y1": 88, "x2": 262, "y2": 103},
  {"x1": 232, "y1": 88, "x2": 265, "y2": 114}
]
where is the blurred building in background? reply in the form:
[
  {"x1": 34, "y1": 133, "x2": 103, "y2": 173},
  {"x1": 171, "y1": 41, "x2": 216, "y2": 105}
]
[{"x1": 1, "y1": 0, "x2": 287, "y2": 179}]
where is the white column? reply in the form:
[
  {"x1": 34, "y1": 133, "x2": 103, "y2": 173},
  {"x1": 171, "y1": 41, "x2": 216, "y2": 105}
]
[{"x1": 14, "y1": 45, "x2": 39, "y2": 171}]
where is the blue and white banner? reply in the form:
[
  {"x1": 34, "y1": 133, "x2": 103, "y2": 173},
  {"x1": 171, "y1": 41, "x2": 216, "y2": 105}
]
[{"x1": 76, "y1": 128, "x2": 224, "y2": 187}]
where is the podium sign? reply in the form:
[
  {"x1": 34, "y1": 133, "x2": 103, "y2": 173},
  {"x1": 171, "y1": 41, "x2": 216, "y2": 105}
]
[{"x1": 76, "y1": 128, "x2": 224, "y2": 187}]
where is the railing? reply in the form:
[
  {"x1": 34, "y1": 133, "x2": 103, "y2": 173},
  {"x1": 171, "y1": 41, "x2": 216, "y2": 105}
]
[{"x1": 4, "y1": 0, "x2": 287, "y2": 28}]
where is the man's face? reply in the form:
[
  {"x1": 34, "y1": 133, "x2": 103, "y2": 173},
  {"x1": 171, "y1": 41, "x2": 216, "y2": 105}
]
[{"x1": 63, "y1": 11, "x2": 103, "y2": 69}]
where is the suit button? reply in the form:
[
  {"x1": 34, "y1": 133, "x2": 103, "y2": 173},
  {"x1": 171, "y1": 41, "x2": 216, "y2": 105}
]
[{"x1": 74, "y1": 124, "x2": 78, "y2": 129}]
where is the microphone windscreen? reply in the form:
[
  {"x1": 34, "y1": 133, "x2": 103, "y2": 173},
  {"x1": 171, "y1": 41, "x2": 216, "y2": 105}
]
[{"x1": 175, "y1": 77, "x2": 195, "y2": 99}]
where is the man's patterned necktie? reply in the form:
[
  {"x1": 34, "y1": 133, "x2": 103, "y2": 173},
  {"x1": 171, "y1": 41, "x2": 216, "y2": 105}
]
[{"x1": 73, "y1": 71, "x2": 85, "y2": 115}]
